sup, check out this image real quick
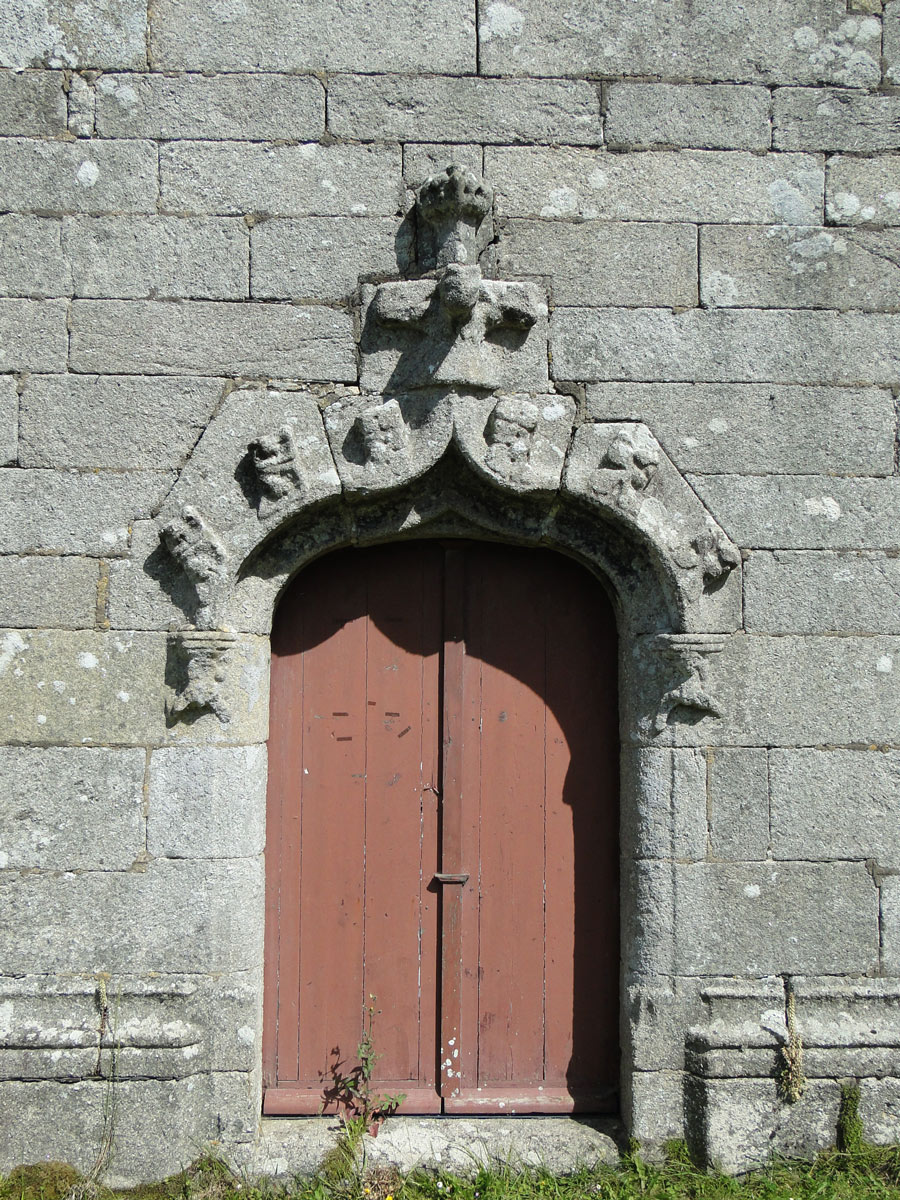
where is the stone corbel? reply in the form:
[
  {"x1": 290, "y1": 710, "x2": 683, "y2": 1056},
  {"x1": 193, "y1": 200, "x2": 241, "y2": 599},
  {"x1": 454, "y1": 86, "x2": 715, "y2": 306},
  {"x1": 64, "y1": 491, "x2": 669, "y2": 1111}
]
[
  {"x1": 653, "y1": 634, "x2": 726, "y2": 734},
  {"x1": 166, "y1": 630, "x2": 238, "y2": 725}
]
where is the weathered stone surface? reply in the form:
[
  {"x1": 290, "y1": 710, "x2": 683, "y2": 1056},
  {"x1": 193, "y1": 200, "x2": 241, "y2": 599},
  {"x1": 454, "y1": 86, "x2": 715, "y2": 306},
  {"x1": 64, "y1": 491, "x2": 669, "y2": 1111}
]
[
  {"x1": 622, "y1": 858, "x2": 676, "y2": 982},
  {"x1": 770, "y1": 749, "x2": 900, "y2": 861},
  {"x1": 0, "y1": 1074, "x2": 256, "y2": 1184},
  {"x1": 0, "y1": 469, "x2": 171, "y2": 554},
  {"x1": 775, "y1": 87, "x2": 900, "y2": 151},
  {"x1": 620, "y1": 748, "x2": 707, "y2": 861},
  {"x1": 403, "y1": 143, "x2": 483, "y2": 189},
  {"x1": 624, "y1": 1070, "x2": 684, "y2": 1147},
  {"x1": 151, "y1": 0, "x2": 475, "y2": 72},
  {"x1": 0, "y1": 746, "x2": 144, "y2": 869},
  {"x1": 0, "y1": 629, "x2": 269, "y2": 745},
  {"x1": 0, "y1": 137, "x2": 157, "y2": 214},
  {"x1": 0, "y1": 375, "x2": 15, "y2": 465},
  {"x1": 478, "y1": 1, "x2": 880, "y2": 86},
  {"x1": 160, "y1": 141, "x2": 401, "y2": 217},
  {"x1": 0, "y1": 0, "x2": 146, "y2": 70},
  {"x1": 606, "y1": 84, "x2": 771, "y2": 151},
  {"x1": 0, "y1": 857, "x2": 263, "y2": 973},
  {"x1": 95, "y1": 72, "x2": 324, "y2": 140},
  {"x1": 107, "y1": 520, "x2": 204, "y2": 631},
  {"x1": 745, "y1": 551, "x2": 900, "y2": 633},
  {"x1": 827, "y1": 156, "x2": 900, "y2": 225},
  {"x1": 251, "y1": 217, "x2": 411, "y2": 301},
  {"x1": 887, "y1": 1, "x2": 900, "y2": 83},
  {"x1": 686, "y1": 1077, "x2": 842, "y2": 1173},
  {"x1": 860, "y1": 1078, "x2": 900, "y2": 1145},
  {"x1": 330, "y1": 74, "x2": 600, "y2": 145},
  {"x1": 585, "y1": 383, "x2": 894, "y2": 476},
  {"x1": 625, "y1": 980, "x2": 705, "y2": 1073},
  {"x1": 0, "y1": 215, "x2": 68, "y2": 298},
  {"x1": 0, "y1": 70, "x2": 66, "y2": 134},
  {"x1": 69, "y1": 300, "x2": 355, "y2": 379},
  {"x1": 701, "y1": 225, "x2": 900, "y2": 311},
  {"x1": 148, "y1": 745, "x2": 266, "y2": 859},
  {"x1": 0, "y1": 298, "x2": 67, "y2": 372},
  {"x1": 359, "y1": 276, "x2": 550, "y2": 394},
  {"x1": 493, "y1": 220, "x2": 697, "y2": 307},
  {"x1": 0, "y1": 555, "x2": 98, "y2": 627},
  {"x1": 673, "y1": 862, "x2": 877, "y2": 974},
  {"x1": 19, "y1": 374, "x2": 223, "y2": 470},
  {"x1": 707, "y1": 749, "x2": 769, "y2": 861},
  {"x1": 62, "y1": 217, "x2": 248, "y2": 300},
  {"x1": 552, "y1": 308, "x2": 900, "y2": 384},
  {"x1": 631, "y1": 633, "x2": 900, "y2": 748},
  {"x1": 365, "y1": 1117, "x2": 619, "y2": 1174},
  {"x1": 454, "y1": 392, "x2": 575, "y2": 494},
  {"x1": 690, "y1": 475, "x2": 900, "y2": 550},
  {"x1": 884, "y1": 876, "x2": 900, "y2": 973},
  {"x1": 487, "y1": 147, "x2": 823, "y2": 224},
  {"x1": 158, "y1": 386, "x2": 340, "y2": 567},
  {"x1": 67, "y1": 71, "x2": 93, "y2": 137}
]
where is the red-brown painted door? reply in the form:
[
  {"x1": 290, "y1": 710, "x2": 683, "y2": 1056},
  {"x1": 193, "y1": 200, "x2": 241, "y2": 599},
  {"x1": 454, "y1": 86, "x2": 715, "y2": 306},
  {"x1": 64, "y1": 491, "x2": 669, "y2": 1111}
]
[{"x1": 263, "y1": 540, "x2": 619, "y2": 1116}]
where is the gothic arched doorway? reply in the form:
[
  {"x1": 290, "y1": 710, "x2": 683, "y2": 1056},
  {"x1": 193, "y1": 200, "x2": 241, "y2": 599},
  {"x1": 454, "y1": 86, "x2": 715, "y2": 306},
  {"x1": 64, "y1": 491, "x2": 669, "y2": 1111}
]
[{"x1": 262, "y1": 539, "x2": 619, "y2": 1115}]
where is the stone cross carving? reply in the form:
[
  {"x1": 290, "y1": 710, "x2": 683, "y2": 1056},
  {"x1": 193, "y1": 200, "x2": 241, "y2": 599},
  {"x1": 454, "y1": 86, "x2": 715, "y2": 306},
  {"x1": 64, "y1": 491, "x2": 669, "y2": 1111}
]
[{"x1": 359, "y1": 164, "x2": 548, "y2": 394}]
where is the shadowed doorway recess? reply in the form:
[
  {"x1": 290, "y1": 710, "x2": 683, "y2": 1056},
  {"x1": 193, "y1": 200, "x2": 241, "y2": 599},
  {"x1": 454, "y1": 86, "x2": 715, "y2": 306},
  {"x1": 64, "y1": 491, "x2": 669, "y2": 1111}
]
[{"x1": 263, "y1": 540, "x2": 619, "y2": 1115}]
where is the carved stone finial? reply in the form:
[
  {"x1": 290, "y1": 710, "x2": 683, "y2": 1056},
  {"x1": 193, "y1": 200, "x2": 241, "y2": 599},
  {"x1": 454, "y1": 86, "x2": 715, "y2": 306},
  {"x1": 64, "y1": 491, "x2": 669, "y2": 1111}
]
[
  {"x1": 160, "y1": 505, "x2": 228, "y2": 629},
  {"x1": 416, "y1": 164, "x2": 494, "y2": 268},
  {"x1": 248, "y1": 426, "x2": 302, "y2": 518},
  {"x1": 166, "y1": 630, "x2": 237, "y2": 724},
  {"x1": 653, "y1": 634, "x2": 726, "y2": 734}
]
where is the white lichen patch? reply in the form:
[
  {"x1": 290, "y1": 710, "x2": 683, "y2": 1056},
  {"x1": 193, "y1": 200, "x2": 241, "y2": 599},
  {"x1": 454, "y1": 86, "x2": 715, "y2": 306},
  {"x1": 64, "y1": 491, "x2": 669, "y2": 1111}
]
[
  {"x1": 743, "y1": 883, "x2": 761, "y2": 898},
  {"x1": 804, "y1": 495, "x2": 841, "y2": 520},
  {"x1": 0, "y1": 631, "x2": 27, "y2": 676},
  {"x1": 75, "y1": 160, "x2": 100, "y2": 188},
  {"x1": 478, "y1": 2, "x2": 524, "y2": 42},
  {"x1": 768, "y1": 177, "x2": 819, "y2": 226},
  {"x1": 877, "y1": 655, "x2": 893, "y2": 673},
  {"x1": 798, "y1": 17, "x2": 881, "y2": 87},
  {"x1": 77, "y1": 651, "x2": 99, "y2": 670},
  {"x1": 703, "y1": 271, "x2": 738, "y2": 307}
]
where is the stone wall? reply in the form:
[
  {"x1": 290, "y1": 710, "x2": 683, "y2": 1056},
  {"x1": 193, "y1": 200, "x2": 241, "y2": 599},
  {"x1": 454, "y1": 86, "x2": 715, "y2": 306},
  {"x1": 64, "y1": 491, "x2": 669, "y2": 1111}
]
[{"x1": 0, "y1": 0, "x2": 899, "y2": 1181}]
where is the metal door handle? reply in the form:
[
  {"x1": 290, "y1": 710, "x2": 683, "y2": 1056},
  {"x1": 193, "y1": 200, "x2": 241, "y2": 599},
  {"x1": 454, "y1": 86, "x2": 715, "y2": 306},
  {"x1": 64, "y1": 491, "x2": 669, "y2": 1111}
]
[{"x1": 433, "y1": 872, "x2": 469, "y2": 885}]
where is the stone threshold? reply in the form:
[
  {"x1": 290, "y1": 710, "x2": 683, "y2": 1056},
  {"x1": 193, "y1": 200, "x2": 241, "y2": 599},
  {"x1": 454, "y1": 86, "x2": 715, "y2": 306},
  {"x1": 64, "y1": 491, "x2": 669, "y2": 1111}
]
[{"x1": 243, "y1": 1116, "x2": 624, "y2": 1178}]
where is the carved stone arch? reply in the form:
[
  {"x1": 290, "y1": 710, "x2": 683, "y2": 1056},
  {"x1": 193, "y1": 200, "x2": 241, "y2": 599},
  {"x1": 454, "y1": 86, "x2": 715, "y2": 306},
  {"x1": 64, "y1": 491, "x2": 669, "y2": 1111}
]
[{"x1": 154, "y1": 380, "x2": 740, "y2": 741}]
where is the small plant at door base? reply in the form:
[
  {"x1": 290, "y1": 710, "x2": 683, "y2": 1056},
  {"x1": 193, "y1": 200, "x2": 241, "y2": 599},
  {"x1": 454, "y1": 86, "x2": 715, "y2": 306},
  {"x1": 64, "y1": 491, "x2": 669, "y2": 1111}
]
[
  {"x1": 319, "y1": 998, "x2": 406, "y2": 1193},
  {"x1": 325, "y1": 997, "x2": 406, "y2": 1139}
]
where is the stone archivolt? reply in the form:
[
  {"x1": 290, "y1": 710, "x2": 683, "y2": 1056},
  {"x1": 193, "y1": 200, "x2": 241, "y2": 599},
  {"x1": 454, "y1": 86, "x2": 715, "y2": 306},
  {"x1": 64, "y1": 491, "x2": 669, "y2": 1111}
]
[{"x1": 157, "y1": 164, "x2": 739, "y2": 726}]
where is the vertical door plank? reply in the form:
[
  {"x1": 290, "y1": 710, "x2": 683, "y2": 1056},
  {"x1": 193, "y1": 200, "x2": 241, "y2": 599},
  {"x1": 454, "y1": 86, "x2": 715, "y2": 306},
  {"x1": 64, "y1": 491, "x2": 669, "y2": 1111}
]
[
  {"x1": 363, "y1": 544, "x2": 442, "y2": 1091},
  {"x1": 438, "y1": 545, "x2": 469, "y2": 1101},
  {"x1": 263, "y1": 581, "x2": 306, "y2": 1088},
  {"x1": 468, "y1": 545, "x2": 548, "y2": 1087},
  {"x1": 296, "y1": 560, "x2": 369, "y2": 1091},
  {"x1": 544, "y1": 557, "x2": 620, "y2": 1099}
]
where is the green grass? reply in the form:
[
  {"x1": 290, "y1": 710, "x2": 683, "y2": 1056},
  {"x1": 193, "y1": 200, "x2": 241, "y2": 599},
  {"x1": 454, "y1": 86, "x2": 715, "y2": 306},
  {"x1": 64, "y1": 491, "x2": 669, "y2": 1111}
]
[{"x1": 4, "y1": 1145, "x2": 900, "y2": 1200}]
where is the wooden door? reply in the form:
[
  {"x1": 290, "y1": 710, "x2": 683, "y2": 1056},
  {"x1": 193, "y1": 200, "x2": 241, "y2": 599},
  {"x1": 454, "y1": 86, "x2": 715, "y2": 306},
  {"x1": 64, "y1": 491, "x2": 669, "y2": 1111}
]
[{"x1": 263, "y1": 540, "x2": 619, "y2": 1116}]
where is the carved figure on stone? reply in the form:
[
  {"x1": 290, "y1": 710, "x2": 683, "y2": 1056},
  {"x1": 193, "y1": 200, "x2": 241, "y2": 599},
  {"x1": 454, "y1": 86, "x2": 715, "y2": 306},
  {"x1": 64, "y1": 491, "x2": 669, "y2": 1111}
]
[
  {"x1": 485, "y1": 396, "x2": 540, "y2": 482},
  {"x1": 248, "y1": 426, "x2": 302, "y2": 518},
  {"x1": 416, "y1": 163, "x2": 493, "y2": 268},
  {"x1": 653, "y1": 634, "x2": 725, "y2": 734},
  {"x1": 166, "y1": 630, "x2": 236, "y2": 725},
  {"x1": 592, "y1": 425, "x2": 660, "y2": 506},
  {"x1": 160, "y1": 505, "x2": 228, "y2": 629},
  {"x1": 356, "y1": 399, "x2": 411, "y2": 476},
  {"x1": 691, "y1": 526, "x2": 742, "y2": 588}
]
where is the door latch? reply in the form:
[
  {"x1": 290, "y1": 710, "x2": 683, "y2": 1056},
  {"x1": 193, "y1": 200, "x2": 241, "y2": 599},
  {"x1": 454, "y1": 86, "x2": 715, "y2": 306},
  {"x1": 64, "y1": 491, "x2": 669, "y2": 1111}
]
[{"x1": 433, "y1": 872, "x2": 469, "y2": 885}]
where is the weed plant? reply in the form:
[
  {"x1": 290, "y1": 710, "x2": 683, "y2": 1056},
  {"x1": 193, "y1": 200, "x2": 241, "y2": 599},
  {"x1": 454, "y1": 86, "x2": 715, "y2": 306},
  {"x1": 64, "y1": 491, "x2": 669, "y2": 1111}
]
[{"x1": 4, "y1": 1144, "x2": 900, "y2": 1200}]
